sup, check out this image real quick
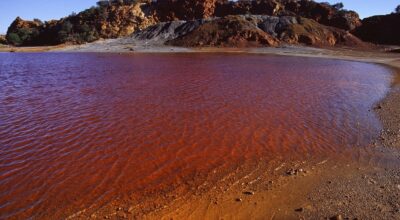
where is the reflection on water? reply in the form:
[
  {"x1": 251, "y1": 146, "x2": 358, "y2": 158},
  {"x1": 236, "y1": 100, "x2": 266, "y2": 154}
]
[{"x1": 0, "y1": 53, "x2": 392, "y2": 218}]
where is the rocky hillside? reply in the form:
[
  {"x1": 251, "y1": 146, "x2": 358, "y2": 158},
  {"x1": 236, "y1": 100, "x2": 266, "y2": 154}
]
[
  {"x1": 136, "y1": 15, "x2": 365, "y2": 48},
  {"x1": 153, "y1": 0, "x2": 361, "y2": 31},
  {"x1": 353, "y1": 13, "x2": 400, "y2": 46},
  {"x1": 6, "y1": 1, "x2": 156, "y2": 46},
  {"x1": 4, "y1": 0, "x2": 376, "y2": 48}
]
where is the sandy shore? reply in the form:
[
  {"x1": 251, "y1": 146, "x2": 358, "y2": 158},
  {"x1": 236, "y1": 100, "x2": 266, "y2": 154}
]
[
  {"x1": 2, "y1": 42, "x2": 400, "y2": 219},
  {"x1": 0, "y1": 44, "x2": 66, "y2": 52}
]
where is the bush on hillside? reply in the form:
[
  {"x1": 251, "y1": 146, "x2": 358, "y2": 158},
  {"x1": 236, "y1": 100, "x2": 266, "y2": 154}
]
[
  {"x1": 7, "y1": 27, "x2": 40, "y2": 46},
  {"x1": 0, "y1": 35, "x2": 8, "y2": 44}
]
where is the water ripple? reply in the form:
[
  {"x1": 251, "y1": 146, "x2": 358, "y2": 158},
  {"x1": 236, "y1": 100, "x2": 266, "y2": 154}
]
[{"x1": 0, "y1": 53, "x2": 393, "y2": 219}]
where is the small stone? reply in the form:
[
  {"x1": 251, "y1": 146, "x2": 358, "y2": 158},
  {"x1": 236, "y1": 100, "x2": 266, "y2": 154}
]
[
  {"x1": 116, "y1": 207, "x2": 122, "y2": 211},
  {"x1": 286, "y1": 168, "x2": 305, "y2": 176},
  {"x1": 286, "y1": 169, "x2": 296, "y2": 175},
  {"x1": 118, "y1": 213, "x2": 127, "y2": 219},
  {"x1": 243, "y1": 191, "x2": 255, "y2": 195},
  {"x1": 396, "y1": 184, "x2": 400, "y2": 190},
  {"x1": 330, "y1": 214, "x2": 343, "y2": 220},
  {"x1": 235, "y1": 198, "x2": 242, "y2": 202},
  {"x1": 295, "y1": 207, "x2": 304, "y2": 212}
]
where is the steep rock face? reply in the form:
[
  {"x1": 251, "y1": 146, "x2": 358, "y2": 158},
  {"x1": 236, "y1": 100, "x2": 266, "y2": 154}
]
[
  {"x1": 353, "y1": 14, "x2": 400, "y2": 46},
  {"x1": 93, "y1": 3, "x2": 156, "y2": 38},
  {"x1": 166, "y1": 15, "x2": 366, "y2": 47},
  {"x1": 152, "y1": 0, "x2": 217, "y2": 21}
]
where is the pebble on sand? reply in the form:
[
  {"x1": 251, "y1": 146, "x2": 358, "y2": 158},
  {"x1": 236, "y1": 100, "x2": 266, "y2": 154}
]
[{"x1": 243, "y1": 191, "x2": 255, "y2": 195}]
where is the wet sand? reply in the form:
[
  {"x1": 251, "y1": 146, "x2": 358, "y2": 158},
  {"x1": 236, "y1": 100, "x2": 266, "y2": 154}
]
[{"x1": 1, "y1": 44, "x2": 400, "y2": 219}]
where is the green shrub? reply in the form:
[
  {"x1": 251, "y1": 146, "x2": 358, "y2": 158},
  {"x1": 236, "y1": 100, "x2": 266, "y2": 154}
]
[
  {"x1": 6, "y1": 27, "x2": 40, "y2": 46},
  {"x1": 0, "y1": 35, "x2": 7, "y2": 44},
  {"x1": 6, "y1": 33, "x2": 21, "y2": 45}
]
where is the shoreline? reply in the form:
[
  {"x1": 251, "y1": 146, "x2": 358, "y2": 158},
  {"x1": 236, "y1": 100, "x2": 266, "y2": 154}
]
[{"x1": 2, "y1": 44, "x2": 400, "y2": 219}]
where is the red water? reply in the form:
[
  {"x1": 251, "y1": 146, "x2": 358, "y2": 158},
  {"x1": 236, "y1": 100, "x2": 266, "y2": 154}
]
[{"x1": 0, "y1": 53, "x2": 392, "y2": 218}]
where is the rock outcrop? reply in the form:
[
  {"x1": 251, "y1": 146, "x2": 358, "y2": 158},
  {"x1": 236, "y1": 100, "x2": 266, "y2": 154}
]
[
  {"x1": 90, "y1": 3, "x2": 156, "y2": 38},
  {"x1": 166, "y1": 15, "x2": 366, "y2": 48},
  {"x1": 213, "y1": 0, "x2": 361, "y2": 31},
  {"x1": 353, "y1": 14, "x2": 400, "y2": 46},
  {"x1": 151, "y1": 0, "x2": 361, "y2": 31},
  {"x1": 279, "y1": 0, "x2": 361, "y2": 31}
]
